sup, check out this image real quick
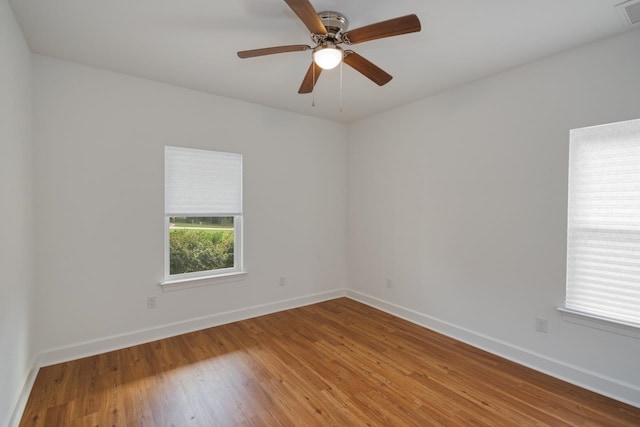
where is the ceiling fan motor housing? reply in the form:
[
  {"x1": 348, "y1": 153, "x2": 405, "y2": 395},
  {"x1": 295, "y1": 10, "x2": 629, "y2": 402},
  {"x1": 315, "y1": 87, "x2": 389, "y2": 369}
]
[{"x1": 318, "y1": 11, "x2": 348, "y2": 39}]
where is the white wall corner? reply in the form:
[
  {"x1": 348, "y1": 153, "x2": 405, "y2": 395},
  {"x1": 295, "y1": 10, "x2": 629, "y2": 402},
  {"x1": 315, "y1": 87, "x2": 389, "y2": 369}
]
[{"x1": 5, "y1": 355, "x2": 39, "y2": 427}]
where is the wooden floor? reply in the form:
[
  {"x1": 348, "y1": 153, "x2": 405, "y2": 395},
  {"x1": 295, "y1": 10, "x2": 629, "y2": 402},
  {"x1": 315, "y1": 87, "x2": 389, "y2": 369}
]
[{"x1": 20, "y1": 298, "x2": 640, "y2": 426}]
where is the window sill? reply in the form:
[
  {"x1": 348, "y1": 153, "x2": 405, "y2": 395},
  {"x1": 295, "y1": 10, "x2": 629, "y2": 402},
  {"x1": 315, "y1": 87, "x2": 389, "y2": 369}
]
[
  {"x1": 160, "y1": 271, "x2": 247, "y2": 292},
  {"x1": 558, "y1": 307, "x2": 640, "y2": 340}
]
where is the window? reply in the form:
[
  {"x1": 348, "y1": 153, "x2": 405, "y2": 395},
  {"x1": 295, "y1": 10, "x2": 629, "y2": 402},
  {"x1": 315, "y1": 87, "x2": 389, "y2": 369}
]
[
  {"x1": 164, "y1": 146, "x2": 243, "y2": 284},
  {"x1": 565, "y1": 118, "x2": 640, "y2": 327}
]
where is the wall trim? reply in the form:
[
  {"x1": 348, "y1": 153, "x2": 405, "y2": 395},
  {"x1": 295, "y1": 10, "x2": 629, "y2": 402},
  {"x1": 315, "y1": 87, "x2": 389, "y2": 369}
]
[
  {"x1": 346, "y1": 289, "x2": 640, "y2": 409},
  {"x1": 36, "y1": 288, "x2": 348, "y2": 368}
]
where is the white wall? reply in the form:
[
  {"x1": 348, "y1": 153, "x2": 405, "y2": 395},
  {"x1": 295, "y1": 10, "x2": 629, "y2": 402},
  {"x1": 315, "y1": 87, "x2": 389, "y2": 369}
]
[
  {"x1": 347, "y1": 29, "x2": 640, "y2": 405},
  {"x1": 32, "y1": 55, "x2": 347, "y2": 359},
  {"x1": 0, "y1": 1, "x2": 34, "y2": 426}
]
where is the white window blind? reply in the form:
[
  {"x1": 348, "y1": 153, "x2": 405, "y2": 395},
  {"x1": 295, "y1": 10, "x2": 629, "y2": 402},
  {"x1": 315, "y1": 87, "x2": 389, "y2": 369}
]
[
  {"x1": 165, "y1": 146, "x2": 242, "y2": 216},
  {"x1": 566, "y1": 118, "x2": 640, "y2": 326}
]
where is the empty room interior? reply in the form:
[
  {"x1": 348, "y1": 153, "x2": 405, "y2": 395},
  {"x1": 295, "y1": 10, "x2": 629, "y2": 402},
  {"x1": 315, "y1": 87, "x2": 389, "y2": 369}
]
[{"x1": 2, "y1": 0, "x2": 640, "y2": 425}]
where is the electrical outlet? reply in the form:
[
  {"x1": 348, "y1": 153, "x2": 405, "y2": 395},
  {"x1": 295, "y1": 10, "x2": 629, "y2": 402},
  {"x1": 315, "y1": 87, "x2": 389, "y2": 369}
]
[
  {"x1": 279, "y1": 276, "x2": 286, "y2": 287},
  {"x1": 147, "y1": 296, "x2": 157, "y2": 309},
  {"x1": 535, "y1": 317, "x2": 548, "y2": 333}
]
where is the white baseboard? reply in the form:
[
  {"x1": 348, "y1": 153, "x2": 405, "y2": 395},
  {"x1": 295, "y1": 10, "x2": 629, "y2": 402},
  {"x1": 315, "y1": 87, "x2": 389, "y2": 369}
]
[
  {"x1": 346, "y1": 289, "x2": 640, "y2": 409},
  {"x1": 37, "y1": 289, "x2": 348, "y2": 368}
]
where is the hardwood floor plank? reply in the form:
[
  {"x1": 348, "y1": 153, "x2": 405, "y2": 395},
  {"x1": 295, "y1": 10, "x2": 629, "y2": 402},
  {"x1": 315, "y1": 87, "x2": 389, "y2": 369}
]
[{"x1": 20, "y1": 298, "x2": 640, "y2": 426}]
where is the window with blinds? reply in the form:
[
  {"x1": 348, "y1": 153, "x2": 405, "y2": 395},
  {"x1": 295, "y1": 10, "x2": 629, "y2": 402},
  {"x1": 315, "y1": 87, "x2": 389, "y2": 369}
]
[
  {"x1": 566, "y1": 118, "x2": 640, "y2": 327},
  {"x1": 164, "y1": 146, "x2": 243, "y2": 280}
]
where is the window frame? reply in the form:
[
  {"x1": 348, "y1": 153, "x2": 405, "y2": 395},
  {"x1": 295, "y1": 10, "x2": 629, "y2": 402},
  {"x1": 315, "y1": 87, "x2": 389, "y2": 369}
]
[
  {"x1": 561, "y1": 118, "x2": 640, "y2": 335},
  {"x1": 161, "y1": 146, "x2": 246, "y2": 290}
]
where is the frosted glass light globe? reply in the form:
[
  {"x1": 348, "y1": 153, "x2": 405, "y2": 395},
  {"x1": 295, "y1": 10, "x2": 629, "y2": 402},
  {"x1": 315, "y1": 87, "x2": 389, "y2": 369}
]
[{"x1": 313, "y1": 46, "x2": 343, "y2": 70}]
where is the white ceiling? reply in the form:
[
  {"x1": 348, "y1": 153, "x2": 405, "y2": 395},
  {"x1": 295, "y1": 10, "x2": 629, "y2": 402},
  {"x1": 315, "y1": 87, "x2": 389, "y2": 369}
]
[{"x1": 9, "y1": 0, "x2": 637, "y2": 123}]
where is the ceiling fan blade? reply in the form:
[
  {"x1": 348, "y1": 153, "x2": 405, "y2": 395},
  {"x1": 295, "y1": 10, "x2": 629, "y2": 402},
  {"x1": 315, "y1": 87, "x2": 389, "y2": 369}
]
[
  {"x1": 343, "y1": 51, "x2": 392, "y2": 86},
  {"x1": 298, "y1": 62, "x2": 323, "y2": 93},
  {"x1": 283, "y1": 0, "x2": 327, "y2": 35},
  {"x1": 237, "y1": 44, "x2": 311, "y2": 59},
  {"x1": 343, "y1": 14, "x2": 421, "y2": 44}
]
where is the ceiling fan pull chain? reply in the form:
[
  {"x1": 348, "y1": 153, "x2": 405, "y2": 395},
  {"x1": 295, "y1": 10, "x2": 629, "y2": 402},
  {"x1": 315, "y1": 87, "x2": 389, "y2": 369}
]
[
  {"x1": 312, "y1": 63, "x2": 316, "y2": 107},
  {"x1": 339, "y1": 61, "x2": 343, "y2": 113}
]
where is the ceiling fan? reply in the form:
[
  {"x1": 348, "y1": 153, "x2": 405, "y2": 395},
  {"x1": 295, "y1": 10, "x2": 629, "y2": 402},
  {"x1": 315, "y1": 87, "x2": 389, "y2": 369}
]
[{"x1": 237, "y1": 0, "x2": 421, "y2": 94}]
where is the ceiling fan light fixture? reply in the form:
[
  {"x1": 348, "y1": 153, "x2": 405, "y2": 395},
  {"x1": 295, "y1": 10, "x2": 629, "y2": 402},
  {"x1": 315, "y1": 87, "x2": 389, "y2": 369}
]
[
  {"x1": 236, "y1": 0, "x2": 422, "y2": 94},
  {"x1": 313, "y1": 43, "x2": 343, "y2": 70}
]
